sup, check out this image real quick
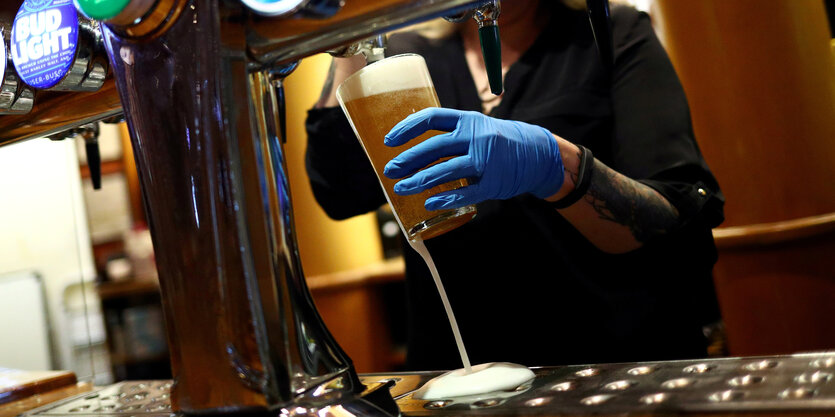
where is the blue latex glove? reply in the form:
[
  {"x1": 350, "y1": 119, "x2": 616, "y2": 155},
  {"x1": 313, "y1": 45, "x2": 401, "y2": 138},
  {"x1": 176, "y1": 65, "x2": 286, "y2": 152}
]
[{"x1": 383, "y1": 108, "x2": 564, "y2": 211}]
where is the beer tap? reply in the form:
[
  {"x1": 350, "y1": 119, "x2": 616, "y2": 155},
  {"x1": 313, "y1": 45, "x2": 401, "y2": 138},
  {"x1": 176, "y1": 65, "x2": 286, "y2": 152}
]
[
  {"x1": 79, "y1": 123, "x2": 101, "y2": 190},
  {"x1": 46, "y1": 123, "x2": 101, "y2": 190},
  {"x1": 269, "y1": 61, "x2": 300, "y2": 143},
  {"x1": 332, "y1": 2, "x2": 501, "y2": 88},
  {"x1": 473, "y1": 1, "x2": 501, "y2": 95},
  {"x1": 329, "y1": 34, "x2": 388, "y2": 64},
  {"x1": 446, "y1": 0, "x2": 502, "y2": 95},
  {"x1": 446, "y1": 0, "x2": 613, "y2": 95}
]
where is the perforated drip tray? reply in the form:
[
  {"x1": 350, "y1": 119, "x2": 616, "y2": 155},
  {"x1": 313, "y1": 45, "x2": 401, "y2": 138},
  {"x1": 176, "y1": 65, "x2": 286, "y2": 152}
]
[
  {"x1": 22, "y1": 380, "x2": 174, "y2": 416},
  {"x1": 21, "y1": 353, "x2": 835, "y2": 416},
  {"x1": 383, "y1": 352, "x2": 835, "y2": 415}
]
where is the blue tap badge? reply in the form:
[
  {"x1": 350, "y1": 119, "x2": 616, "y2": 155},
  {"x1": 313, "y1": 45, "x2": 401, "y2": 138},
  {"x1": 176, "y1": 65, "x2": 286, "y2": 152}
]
[{"x1": 11, "y1": 0, "x2": 79, "y2": 90}]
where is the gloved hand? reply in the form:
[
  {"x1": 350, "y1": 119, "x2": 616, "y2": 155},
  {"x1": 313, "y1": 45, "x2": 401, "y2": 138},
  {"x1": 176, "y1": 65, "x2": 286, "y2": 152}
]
[{"x1": 383, "y1": 108, "x2": 564, "y2": 210}]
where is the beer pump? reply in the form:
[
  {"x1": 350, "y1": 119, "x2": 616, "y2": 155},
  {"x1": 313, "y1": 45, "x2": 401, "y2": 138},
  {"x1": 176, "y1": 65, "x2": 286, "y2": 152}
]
[
  {"x1": 444, "y1": 0, "x2": 502, "y2": 94},
  {"x1": 0, "y1": 0, "x2": 611, "y2": 415}
]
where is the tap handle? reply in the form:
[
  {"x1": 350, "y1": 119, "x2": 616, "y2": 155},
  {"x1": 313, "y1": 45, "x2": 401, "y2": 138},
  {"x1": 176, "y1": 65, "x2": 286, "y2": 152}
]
[
  {"x1": 85, "y1": 139, "x2": 102, "y2": 190},
  {"x1": 46, "y1": 123, "x2": 102, "y2": 189},
  {"x1": 276, "y1": 81, "x2": 287, "y2": 144},
  {"x1": 80, "y1": 123, "x2": 102, "y2": 190},
  {"x1": 474, "y1": 0, "x2": 502, "y2": 96},
  {"x1": 479, "y1": 24, "x2": 502, "y2": 95},
  {"x1": 267, "y1": 62, "x2": 299, "y2": 144},
  {"x1": 586, "y1": 0, "x2": 614, "y2": 78}
]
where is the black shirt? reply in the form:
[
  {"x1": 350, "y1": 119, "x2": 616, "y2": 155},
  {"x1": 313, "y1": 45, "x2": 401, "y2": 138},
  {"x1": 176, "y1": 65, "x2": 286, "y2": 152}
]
[{"x1": 305, "y1": 4, "x2": 724, "y2": 371}]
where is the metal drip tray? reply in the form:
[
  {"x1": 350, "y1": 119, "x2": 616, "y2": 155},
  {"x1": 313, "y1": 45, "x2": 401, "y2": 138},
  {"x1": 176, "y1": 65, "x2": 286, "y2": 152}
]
[
  {"x1": 21, "y1": 353, "x2": 835, "y2": 416},
  {"x1": 23, "y1": 381, "x2": 174, "y2": 416},
  {"x1": 383, "y1": 352, "x2": 835, "y2": 415}
]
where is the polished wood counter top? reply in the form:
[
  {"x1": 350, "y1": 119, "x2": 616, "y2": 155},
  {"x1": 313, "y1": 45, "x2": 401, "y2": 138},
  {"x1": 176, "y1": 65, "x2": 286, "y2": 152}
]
[
  {"x1": 0, "y1": 382, "x2": 91, "y2": 417},
  {"x1": 0, "y1": 369, "x2": 77, "y2": 406}
]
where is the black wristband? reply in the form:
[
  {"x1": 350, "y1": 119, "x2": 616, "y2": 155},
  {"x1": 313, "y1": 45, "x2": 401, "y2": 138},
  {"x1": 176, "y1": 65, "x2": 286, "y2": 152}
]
[{"x1": 549, "y1": 145, "x2": 594, "y2": 209}]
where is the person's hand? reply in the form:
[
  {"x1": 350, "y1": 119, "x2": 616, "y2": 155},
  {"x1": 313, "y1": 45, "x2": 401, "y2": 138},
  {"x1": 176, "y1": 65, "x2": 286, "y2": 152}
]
[{"x1": 383, "y1": 108, "x2": 564, "y2": 210}]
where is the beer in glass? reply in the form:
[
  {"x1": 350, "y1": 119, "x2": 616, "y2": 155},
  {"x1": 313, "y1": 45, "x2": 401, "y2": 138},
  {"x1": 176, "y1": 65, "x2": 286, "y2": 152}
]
[{"x1": 336, "y1": 54, "x2": 476, "y2": 241}]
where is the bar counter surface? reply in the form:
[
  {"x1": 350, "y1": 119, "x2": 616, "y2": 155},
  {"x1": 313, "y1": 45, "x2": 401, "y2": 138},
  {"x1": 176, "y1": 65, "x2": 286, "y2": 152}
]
[{"x1": 14, "y1": 352, "x2": 835, "y2": 416}]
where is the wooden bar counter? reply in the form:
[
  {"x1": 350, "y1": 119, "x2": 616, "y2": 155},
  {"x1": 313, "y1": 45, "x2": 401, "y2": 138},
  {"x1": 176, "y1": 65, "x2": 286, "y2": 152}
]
[{"x1": 0, "y1": 369, "x2": 91, "y2": 417}]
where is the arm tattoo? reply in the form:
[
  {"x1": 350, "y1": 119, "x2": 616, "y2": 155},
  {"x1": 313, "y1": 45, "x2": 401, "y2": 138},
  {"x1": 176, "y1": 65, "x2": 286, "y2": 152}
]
[
  {"x1": 565, "y1": 146, "x2": 580, "y2": 186},
  {"x1": 317, "y1": 59, "x2": 337, "y2": 105},
  {"x1": 583, "y1": 159, "x2": 680, "y2": 243}
]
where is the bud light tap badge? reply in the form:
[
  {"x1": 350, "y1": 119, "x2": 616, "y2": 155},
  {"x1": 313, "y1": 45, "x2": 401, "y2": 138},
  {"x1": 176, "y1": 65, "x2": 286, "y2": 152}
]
[{"x1": 11, "y1": 0, "x2": 78, "y2": 90}]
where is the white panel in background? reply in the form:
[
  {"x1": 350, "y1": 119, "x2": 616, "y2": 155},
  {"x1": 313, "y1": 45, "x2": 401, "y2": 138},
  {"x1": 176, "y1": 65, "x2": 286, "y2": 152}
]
[
  {"x1": 0, "y1": 138, "x2": 96, "y2": 374},
  {"x1": 83, "y1": 174, "x2": 133, "y2": 244},
  {"x1": 0, "y1": 272, "x2": 51, "y2": 370},
  {"x1": 75, "y1": 123, "x2": 124, "y2": 164}
]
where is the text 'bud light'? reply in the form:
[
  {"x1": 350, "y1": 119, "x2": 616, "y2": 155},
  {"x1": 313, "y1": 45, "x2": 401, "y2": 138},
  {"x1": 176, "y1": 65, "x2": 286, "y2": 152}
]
[{"x1": 11, "y1": 0, "x2": 79, "y2": 89}]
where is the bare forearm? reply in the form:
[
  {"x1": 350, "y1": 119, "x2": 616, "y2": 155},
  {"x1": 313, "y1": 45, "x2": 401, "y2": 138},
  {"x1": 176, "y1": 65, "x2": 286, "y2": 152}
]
[{"x1": 550, "y1": 143, "x2": 680, "y2": 253}]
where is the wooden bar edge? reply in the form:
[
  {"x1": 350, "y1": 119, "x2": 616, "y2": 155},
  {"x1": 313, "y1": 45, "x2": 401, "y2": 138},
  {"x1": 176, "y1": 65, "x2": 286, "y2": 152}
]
[{"x1": 713, "y1": 212, "x2": 835, "y2": 250}]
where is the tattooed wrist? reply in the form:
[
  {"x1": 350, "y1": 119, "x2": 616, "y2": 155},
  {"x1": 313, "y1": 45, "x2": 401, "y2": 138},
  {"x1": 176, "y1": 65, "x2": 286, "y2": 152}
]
[{"x1": 583, "y1": 159, "x2": 680, "y2": 243}]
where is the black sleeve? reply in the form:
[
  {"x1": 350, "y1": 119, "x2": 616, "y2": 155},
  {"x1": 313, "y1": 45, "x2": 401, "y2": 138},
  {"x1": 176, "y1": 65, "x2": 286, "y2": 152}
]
[
  {"x1": 305, "y1": 107, "x2": 386, "y2": 220},
  {"x1": 608, "y1": 6, "x2": 724, "y2": 229}
]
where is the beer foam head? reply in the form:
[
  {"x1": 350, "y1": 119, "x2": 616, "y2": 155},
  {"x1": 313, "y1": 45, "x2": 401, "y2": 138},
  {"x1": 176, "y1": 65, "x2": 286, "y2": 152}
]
[{"x1": 337, "y1": 54, "x2": 433, "y2": 103}]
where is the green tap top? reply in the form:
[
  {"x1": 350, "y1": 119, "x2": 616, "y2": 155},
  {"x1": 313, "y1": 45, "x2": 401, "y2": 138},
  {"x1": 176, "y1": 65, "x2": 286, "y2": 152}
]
[{"x1": 74, "y1": 0, "x2": 131, "y2": 20}]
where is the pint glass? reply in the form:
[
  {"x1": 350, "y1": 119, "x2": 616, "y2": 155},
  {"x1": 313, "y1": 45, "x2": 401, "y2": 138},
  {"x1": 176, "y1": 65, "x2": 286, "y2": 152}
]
[{"x1": 336, "y1": 54, "x2": 476, "y2": 242}]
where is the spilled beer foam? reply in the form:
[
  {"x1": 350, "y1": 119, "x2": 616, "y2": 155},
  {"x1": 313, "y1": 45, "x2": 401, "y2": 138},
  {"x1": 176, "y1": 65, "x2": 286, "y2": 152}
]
[
  {"x1": 414, "y1": 362, "x2": 535, "y2": 400},
  {"x1": 409, "y1": 239, "x2": 535, "y2": 400}
]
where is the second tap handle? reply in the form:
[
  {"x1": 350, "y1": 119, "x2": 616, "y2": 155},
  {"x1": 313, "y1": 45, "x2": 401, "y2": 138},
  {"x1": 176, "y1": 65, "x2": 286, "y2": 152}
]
[
  {"x1": 473, "y1": 0, "x2": 502, "y2": 96},
  {"x1": 85, "y1": 139, "x2": 102, "y2": 190},
  {"x1": 479, "y1": 24, "x2": 502, "y2": 95},
  {"x1": 81, "y1": 124, "x2": 102, "y2": 190}
]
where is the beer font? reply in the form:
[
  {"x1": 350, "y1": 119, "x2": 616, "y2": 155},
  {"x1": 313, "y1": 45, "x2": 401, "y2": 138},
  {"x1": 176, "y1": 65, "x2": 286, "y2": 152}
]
[{"x1": 69, "y1": 0, "x2": 492, "y2": 414}]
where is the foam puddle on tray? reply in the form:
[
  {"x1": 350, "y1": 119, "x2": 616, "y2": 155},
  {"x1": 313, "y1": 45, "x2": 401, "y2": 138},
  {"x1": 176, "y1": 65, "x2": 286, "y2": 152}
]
[
  {"x1": 413, "y1": 362, "x2": 536, "y2": 400},
  {"x1": 409, "y1": 238, "x2": 536, "y2": 400}
]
